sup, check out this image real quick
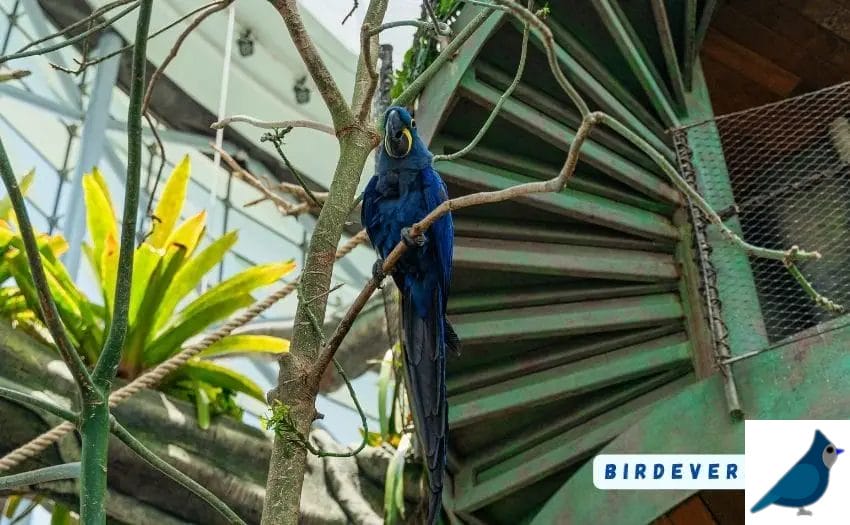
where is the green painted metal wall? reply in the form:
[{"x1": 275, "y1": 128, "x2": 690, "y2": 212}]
[{"x1": 414, "y1": 2, "x2": 847, "y2": 524}]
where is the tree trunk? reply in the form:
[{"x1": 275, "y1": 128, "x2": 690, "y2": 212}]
[{"x1": 263, "y1": 131, "x2": 375, "y2": 525}]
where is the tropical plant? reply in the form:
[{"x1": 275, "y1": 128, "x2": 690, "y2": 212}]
[{"x1": 0, "y1": 159, "x2": 295, "y2": 428}]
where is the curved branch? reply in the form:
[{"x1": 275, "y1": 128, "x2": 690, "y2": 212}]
[
  {"x1": 272, "y1": 0, "x2": 353, "y2": 130},
  {"x1": 0, "y1": 463, "x2": 81, "y2": 491},
  {"x1": 0, "y1": 1, "x2": 140, "y2": 65},
  {"x1": 211, "y1": 115, "x2": 335, "y2": 135},
  {"x1": 0, "y1": 139, "x2": 95, "y2": 397},
  {"x1": 142, "y1": 0, "x2": 232, "y2": 113},
  {"x1": 110, "y1": 418, "x2": 248, "y2": 525},
  {"x1": 0, "y1": 386, "x2": 78, "y2": 423},
  {"x1": 433, "y1": 10, "x2": 529, "y2": 162}
]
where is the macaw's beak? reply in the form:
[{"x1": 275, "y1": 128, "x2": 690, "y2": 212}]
[
  {"x1": 384, "y1": 110, "x2": 412, "y2": 158},
  {"x1": 837, "y1": 448, "x2": 845, "y2": 455}
]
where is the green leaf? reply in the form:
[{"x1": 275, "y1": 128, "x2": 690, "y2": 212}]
[
  {"x1": 143, "y1": 293, "x2": 255, "y2": 365},
  {"x1": 125, "y1": 244, "x2": 187, "y2": 370},
  {"x1": 165, "y1": 210, "x2": 207, "y2": 257},
  {"x1": 175, "y1": 261, "x2": 295, "y2": 325},
  {"x1": 195, "y1": 382, "x2": 211, "y2": 430},
  {"x1": 148, "y1": 155, "x2": 190, "y2": 248},
  {"x1": 378, "y1": 348, "x2": 394, "y2": 440},
  {"x1": 50, "y1": 503, "x2": 71, "y2": 525},
  {"x1": 3, "y1": 495, "x2": 21, "y2": 518},
  {"x1": 178, "y1": 359, "x2": 265, "y2": 401},
  {"x1": 199, "y1": 334, "x2": 289, "y2": 359},
  {"x1": 82, "y1": 171, "x2": 118, "y2": 278},
  {"x1": 154, "y1": 230, "x2": 237, "y2": 333},
  {"x1": 0, "y1": 170, "x2": 34, "y2": 220},
  {"x1": 128, "y1": 243, "x2": 164, "y2": 327},
  {"x1": 384, "y1": 433, "x2": 410, "y2": 523}
]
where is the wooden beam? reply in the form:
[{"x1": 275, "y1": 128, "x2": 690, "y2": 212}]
[
  {"x1": 453, "y1": 237, "x2": 679, "y2": 281},
  {"x1": 683, "y1": 0, "x2": 697, "y2": 90},
  {"x1": 439, "y1": 159, "x2": 679, "y2": 241},
  {"x1": 458, "y1": 73, "x2": 682, "y2": 204},
  {"x1": 701, "y1": 29, "x2": 801, "y2": 97}
]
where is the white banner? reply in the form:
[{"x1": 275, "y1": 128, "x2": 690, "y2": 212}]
[{"x1": 592, "y1": 454, "x2": 745, "y2": 490}]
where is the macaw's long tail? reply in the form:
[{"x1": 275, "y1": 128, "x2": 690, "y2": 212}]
[{"x1": 401, "y1": 288, "x2": 447, "y2": 525}]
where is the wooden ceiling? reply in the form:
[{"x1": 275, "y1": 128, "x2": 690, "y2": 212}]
[{"x1": 702, "y1": 0, "x2": 850, "y2": 115}]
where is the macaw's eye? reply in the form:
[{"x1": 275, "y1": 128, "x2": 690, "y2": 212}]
[
  {"x1": 411, "y1": 119, "x2": 417, "y2": 128},
  {"x1": 828, "y1": 446, "x2": 835, "y2": 453}
]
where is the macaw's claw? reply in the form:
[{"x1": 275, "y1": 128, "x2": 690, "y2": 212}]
[
  {"x1": 401, "y1": 227, "x2": 427, "y2": 248},
  {"x1": 372, "y1": 258, "x2": 387, "y2": 283}
]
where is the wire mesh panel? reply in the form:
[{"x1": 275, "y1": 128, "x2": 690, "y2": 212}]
[{"x1": 674, "y1": 82, "x2": 850, "y2": 344}]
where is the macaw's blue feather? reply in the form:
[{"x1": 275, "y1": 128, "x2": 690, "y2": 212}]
[{"x1": 362, "y1": 106, "x2": 456, "y2": 525}]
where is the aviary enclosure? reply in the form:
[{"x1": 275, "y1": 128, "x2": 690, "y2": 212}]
[{"x1": 0, "y1": 1, "x2": 849, "y2": 524}]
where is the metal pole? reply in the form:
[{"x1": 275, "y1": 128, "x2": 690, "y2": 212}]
[{"x1": 61, "y1": 32, "x2": 122, "y2": 277}]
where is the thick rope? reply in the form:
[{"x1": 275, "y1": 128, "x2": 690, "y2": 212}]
[{"x1": 0, "y1": 230, "x2": 368, "y2": 471}]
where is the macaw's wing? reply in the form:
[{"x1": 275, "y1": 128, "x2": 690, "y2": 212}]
[
  {"x1": 750, "y1": 462, "x2": 820, "y2": 512},
  {"x1": 421, "y1": 165, "x2": 453, "y2": 301}
]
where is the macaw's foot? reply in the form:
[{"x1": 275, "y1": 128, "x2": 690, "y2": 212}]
[
  {"x1": 797, "y1": 508, "x2": 813, "y2": 516},
  {"x1": 372, "y1": 258, "x2": 386, "y2": 283},
  {"x1": 401, "y1": 227, "x2": 427, "y2": 248}
]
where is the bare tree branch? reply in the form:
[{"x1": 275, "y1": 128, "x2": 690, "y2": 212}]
[
  {"x1": 272, "y1": 0, "x2": 354, "y2": 130},
  {"x1": 211, "y1": 116, "x2": 336, "y2": 135}
]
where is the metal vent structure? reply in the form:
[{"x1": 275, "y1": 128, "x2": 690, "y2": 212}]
[{"x1": 674, "y1": 82, "x2": 850, "y2": 344}]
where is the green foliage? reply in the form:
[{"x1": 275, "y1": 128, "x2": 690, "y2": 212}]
[
  {"x1": 0, "y1": 159, "x2": 294, "y2": 427},
  {"x1": 390, "y1": 0, "x2": 462, "y2": 100}
]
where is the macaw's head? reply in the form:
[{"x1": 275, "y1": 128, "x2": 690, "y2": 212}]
[{"x1": 383, "y1": 106, "x2": 418, "y2": 159}]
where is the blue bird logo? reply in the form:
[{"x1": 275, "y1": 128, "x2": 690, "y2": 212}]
[{"x1": 751, "y1": 430, "x2": 843, "y2": 516}]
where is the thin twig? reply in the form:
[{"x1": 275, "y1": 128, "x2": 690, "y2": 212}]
[
  {"x1": 0, "y1": 463, "x2": 81, "y2": 491},
  {"x1": 52, "y1": 1, "x2": 223, "y2": 75},
  {"x1": 261, "y1": 128, "x2": 324, "y2": 209},
  {"x1": 273, "y1": 0, "x2": 354, "y2": 130},
  {"x1": 15, "y1": 0, "x2": 135, "y2": 54},
  {"x1": 0, "y1": 137, "x2": 95, "y2": 396},
  {"x1": 143, "y1": 113, "x2": 166, "y2": 225},
  {"x1": 210, "y1": 116, "x2": 335, "y2": 135},
  {"x1": 367, "y1": 20, "x2": 444, "y2": 36},
  {"x1": 0, "y1": 1, "x2": 141, "y2": 65},
  {"x1": 0, "y1": 386, "x2": 78, "y2": 423},
  {"x1": 142, "y1": 0, "x2": 232, "y2": 113},
  {"x1": 392, "y1": 6, "x2": 495, "y2": 109},
  {"x1": 110, "y1": 418, "x2": 247, "y2": 525},
  {"x1": 432, "y1": 8, "x2": 528, "y2": 162},
  {"x1": 211, "y1": 143, "x2": 296, "y2": 215},
  {"x1": 342, "y1": 0, "x2": 359, "y2": 25},
  {"x1": 0, "y1": 69, "x2": 30, "y2": 82},
  {"x1": 422, "y1": 0, "x2": 451, "y2": 36}
]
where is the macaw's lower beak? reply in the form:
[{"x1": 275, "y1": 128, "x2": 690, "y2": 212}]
[{"x1": 384, "y1": 110, "x2": 412, "y2": 158}]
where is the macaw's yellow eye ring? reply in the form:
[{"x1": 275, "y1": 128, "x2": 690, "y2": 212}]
[{"x1": 401, "y1": 128, "x2": 412, "y2": 155}]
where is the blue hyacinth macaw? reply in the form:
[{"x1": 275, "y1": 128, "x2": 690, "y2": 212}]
[
  {"x1": 751, "y1": 430, "x2": 843, "y2": 516},
  {"x1": 362, "y1": 106, "x2": 458, "y2": 524}
]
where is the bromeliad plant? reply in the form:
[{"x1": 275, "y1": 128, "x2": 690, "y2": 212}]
[{"x1": 0, "y1": 158, "x2": 294, "y2": 429}]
